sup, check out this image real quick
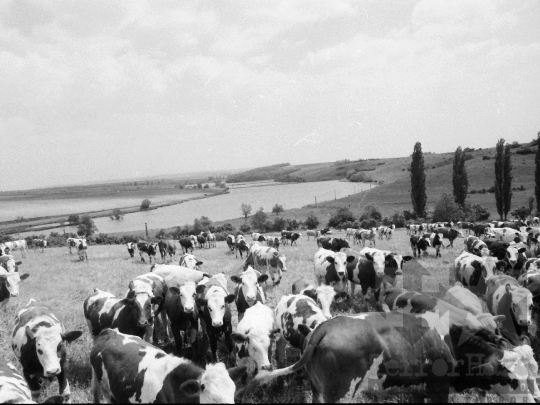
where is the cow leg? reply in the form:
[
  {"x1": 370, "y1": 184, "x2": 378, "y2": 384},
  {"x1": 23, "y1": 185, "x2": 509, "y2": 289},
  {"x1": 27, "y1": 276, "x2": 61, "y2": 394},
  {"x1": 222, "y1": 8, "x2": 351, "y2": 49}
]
[
  {"x1": 25, "y1": 372, "x2": 41, "y2": 402},
  {"x1": 91, "y1": 366, "x2": 102, "y2": 403},
  {"x1": 276, "y1": 336, "x2": 287, "y2": 368},
  {"x1": 171, "y1": 324, "x2": 184, "y2": 356},
  {"x1": 57, "y1": 367, "x2": 72, "y2": 403},
  {"x1": 209, "y1": 331, "x2": 218, "y2": 362}
]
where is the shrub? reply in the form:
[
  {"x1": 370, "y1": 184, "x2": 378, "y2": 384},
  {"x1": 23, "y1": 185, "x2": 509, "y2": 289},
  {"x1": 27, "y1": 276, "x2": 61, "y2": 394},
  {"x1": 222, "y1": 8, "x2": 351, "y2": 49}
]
[
  {"x1": 272, "y1": 217, "x2": 288, "y2": 232},
  {"x1": 197, "y1": 183, "x2": 202, "y2": 189},
  {"x1": 272, "y1": 204, "x2": 284, "y2": 216},
  {"x1": 360, "y1": 218, "x2": 377, "y2": 229},
  {"x1": 77, "y1": 216, "x2": 98, "y2": 237},
  {"x1": 516, "y1": 147, "x2": 535, "y2": 155},
  {"x1": 402, "y1": 210, "x2": 417, "y2": 221},
  {"x1": 511, "y1": 205, "x2": 531, "y2": 221},
  {"x1": 328, "y1": 207, "x2": 356, "y2": 228},
  {"x1": 482, "y1": 156, "x2": 491, "y2": 160},
  {"x1": 140, "y1": 199, "x2": 151, "y2": 210},
  {"x1": 391, "y1": 210, "x2": 406, "y2": 228},
  {"x1": 285, "y1": 219, "x2": 300, "y2": 231},
  {"x1": 251, "y1": 209, "x2": 269, "y2": 232},
  {"x1": 305, "y1": 213, "x2": 320, "y2": 229},
  {"x1": 239, "y1": 224, "x2": 251, "y2": 233},
  {"x1": 360, "y1": 204, "x2": 382, "y2": 221},
  {"x1": 155, "y1": 229, "x2": 168, "y2": 239},
  {"x1": 432, "y1": 193, "x2": 461, "y2": 222},
  {"x1": 112, "y1": 208, "x2": 124, "y2": 220},
  {"x1": 487, "y1": 186, "x2": 495, "y2": 193},
  {"x1": 67, "y1": 214, "x2": 80, "y2": 225},
  {"x1": 204, "y1": 184, "x2": 210, "y2": 188}
]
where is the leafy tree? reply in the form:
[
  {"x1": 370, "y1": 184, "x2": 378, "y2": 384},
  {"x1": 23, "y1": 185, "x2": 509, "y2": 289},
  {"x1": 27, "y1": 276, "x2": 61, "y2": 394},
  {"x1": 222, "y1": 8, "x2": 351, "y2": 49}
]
[
  {"x1": 112, "y1": 208, "x2": 124, "y2": 220},
  {"x1": 204, "y1": 184, "x2": 209, "y2": 188},
  {"x1": 67, "y1": 214, "x2": 80, "y2": 225},
  {"x1": 328, "y1": 207, "x2": 355, "y2": 228},
  {"x1": 241, "y1": 203, "x2": 252, "y2": 222},
  {"x1": 494, "y1": 139, "x2": 513, "y2": 220},
  {"x1": 272, "y1": 217, "x2": 288, "y2": 232},
  {"x1": 239, "y1": 224, "x2": 251, "y2": 233},
  {"x1": 251, "y1": 208, "x2": 268, "y2": 232},
  {"x1": 77, "y1": 216, "x2": 98, "y2": 237},
  {"x1": 452, "y1": 146, "x2": 469, "y2": 206},
  {"x1": 272, "y1": 204, "x2": 284, "y2": 216},
  {"x1": 197, "y1": 183, "x2": 202, "y2": 189},
  {"x1": 433, "y1": 193, "x2": 461, "y2": 222},
  {"x1": 140, "y1": 199, "x2": 151, "y2": 210},
  {"x1": 155, "y1": 229, "x2": 167, "y2": 239},
  {"x1": 305, "y1": 213, "x2": 320, "y2": 229},
  {"x1": 360, "y1": 204, "x2": 382, "y2": 221},
  {"x1": 511, "y1": 206, "x2": 531, "y2": 221},
  {"x1": 529, "y1": 196, "x2": 535, "y2": 218},
  {"x1": 536, "y1": 133, "x2": 540, "y2": 214},
  {"x1": 410, "y1": 142, "x2": 427, "y2": 217}
]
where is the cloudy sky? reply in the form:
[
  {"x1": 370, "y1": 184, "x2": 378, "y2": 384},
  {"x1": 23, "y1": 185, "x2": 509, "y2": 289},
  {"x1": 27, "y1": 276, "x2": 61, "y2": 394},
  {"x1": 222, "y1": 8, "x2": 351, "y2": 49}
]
[{"x1": 1, "y1": 0, "x2": 539, "y2": 191}]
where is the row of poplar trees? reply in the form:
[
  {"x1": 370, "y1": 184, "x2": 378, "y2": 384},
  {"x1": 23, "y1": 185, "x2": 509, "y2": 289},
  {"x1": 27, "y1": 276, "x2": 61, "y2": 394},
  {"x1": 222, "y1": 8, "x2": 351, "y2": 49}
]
[{"x1": 410, "y1": 134, "x2": 540, "y2": 221}]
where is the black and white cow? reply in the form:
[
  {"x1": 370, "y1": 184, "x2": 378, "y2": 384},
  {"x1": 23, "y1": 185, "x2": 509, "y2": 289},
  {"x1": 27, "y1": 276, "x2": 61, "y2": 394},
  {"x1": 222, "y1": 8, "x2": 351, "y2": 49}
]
[
  {"x1": 243, "y1": 244, "x2": 287, "y2": 286},
  {"x1": 158, "y1": 239, "x2": 177, "y2": 262},
  {"x1": 90, "y1": 328, "x2": 248, "y2": 403},
  {"x1": 77, "y1": 239, "x2": 88, "y2": 262},
  {"x1": 317, "y1": 237, "x2": 350, "y2": 252},
  {"x1": 0, "y1": 255, "x2": 21, "y2": 273},
  {"x1": 12, "y1": 299, "x2": 82, "y2": 403},
  {"x1": 179, "y1": 238, "x2": 195, "y2": 254},
  {"x1": 66, "y1": 238, "x2": 81, "y2": 255},
  {"x1": 197, "y1": 234, "x2": 208, "y2": 249},
  {"x1": 126, "y1": 242, "x2": 136, "y2": 258},
  {"x1": 32, "y1": 239, "x2": 47, "y2": 253},
  {"x1": 178, "y1": 253, "x2": 203, "y2": 270},
  {"x1": 231, "y1": 267, "x2": 268, "y2": 322},
  {"x1": 235, "y1": 236, "x2": 249, "y2": 259},
  {"x1": 0, "y1": 266, "x2": 30, "y2": 310},
  {"x1": 409, "y1": 234, "x2": 431, "y2": 258},
  {"x1": 266, "y1": 236, "x2": 280, "y2": 250},
  {"x1": 226, "y1": 234, "x2": 236, "y2": 253},
  {"x1": 254, "y1": 312, "x2": 538, "y2": 403},
  {"x1": 433, "y1": 227, "x2": 464, "y2": 247},
  {"x1": 454, "y1": 251, "x2": 507, "y2": 298},
  {"x1": 137, "y1": 241, "x2": 158, "y2": 263}
]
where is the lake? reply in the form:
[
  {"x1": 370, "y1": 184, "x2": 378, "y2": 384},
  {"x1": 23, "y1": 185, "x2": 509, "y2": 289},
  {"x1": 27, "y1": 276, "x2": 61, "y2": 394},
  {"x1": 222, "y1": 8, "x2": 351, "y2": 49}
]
[{"x1": 19, "y1": 180, "x2": 372, "y2": 236}]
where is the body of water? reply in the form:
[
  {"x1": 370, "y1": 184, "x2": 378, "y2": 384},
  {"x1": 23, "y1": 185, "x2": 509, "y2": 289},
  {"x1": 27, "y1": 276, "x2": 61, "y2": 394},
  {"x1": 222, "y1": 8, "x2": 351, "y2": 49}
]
[{"x1": 19, "y1": 181, "x2": 371, "y2": 236}]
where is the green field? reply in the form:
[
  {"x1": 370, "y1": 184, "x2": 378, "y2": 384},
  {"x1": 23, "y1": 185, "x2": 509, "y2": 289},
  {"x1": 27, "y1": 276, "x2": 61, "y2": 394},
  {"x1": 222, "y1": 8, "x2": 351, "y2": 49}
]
[{"x1": 0, "y1": 229, "x2": 518, "y2": 403}]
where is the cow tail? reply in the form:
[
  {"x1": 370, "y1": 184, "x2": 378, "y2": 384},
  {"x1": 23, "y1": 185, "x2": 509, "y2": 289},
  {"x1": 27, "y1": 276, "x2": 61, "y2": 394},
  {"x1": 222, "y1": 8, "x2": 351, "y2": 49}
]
[{"x1": 253, "y1": 324, "x2": 327, "y2": 385}]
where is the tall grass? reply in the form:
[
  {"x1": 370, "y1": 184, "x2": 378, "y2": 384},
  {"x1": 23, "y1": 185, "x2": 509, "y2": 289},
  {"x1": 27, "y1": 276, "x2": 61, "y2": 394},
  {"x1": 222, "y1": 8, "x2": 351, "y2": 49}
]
[{"x1": 0, "y1": 230, "x2": 506, "y2": 402}]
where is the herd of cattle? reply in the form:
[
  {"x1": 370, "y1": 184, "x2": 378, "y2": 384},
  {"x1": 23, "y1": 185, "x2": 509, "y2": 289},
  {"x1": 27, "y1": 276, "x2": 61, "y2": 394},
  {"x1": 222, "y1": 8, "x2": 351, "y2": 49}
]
[{"x1": 2, "y1": 218, "x2": 540, "y2": 403}]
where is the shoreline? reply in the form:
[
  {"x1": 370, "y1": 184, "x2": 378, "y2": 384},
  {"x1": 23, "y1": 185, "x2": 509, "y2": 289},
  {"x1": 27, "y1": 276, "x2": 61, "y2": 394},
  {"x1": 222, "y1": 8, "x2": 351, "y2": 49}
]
[{"x1": 3, "y1": 188, "x2": 229, "y2": 236}]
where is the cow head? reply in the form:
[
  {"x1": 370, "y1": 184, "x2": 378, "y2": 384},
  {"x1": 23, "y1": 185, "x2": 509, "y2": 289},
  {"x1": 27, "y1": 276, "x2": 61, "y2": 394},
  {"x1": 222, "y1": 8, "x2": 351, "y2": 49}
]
[
  {"x1": 199, "y1": 363, "x2": 245, "y2": 404},
  {"x1": 0, "y1": 256, "x2": 22, "y2": 273},
  {"x1": 363, "y1": 250, "x2": 386, "y2": 277},
  {"x1": 25, "y1": 324, "x2": 82, "y2": 377},
  {"x1": 126, "y1": 243, "x2": 135, "y2": 257},
  {"x1": 179, "y1": 254, "x2": 203, "y2": 270},
  {"x1": 0, "y1": 271, "x2": 29, "y2": 297},
  {"x1": 505, "y1": 246, "x2": 527, "y2": 270},
  {"x1": 269, "y1": 251, "x2": 287, "y2": 285},
  {"x1": 231, "y1": 270, "x2": 268, "y2": 306},
  {"x1": 196, "y1": 285, "x2": 235, "y2": 328},
  {"x1": 471, "y1": 257, "x2": 507, "y2": 280},
  {"x1": 384, "y1": 253, "x2": 412, "y2": 276},
  {"x1": 312, "y1": 285, "x2": 349, "y2": 319},
  {"x1": 231, "y1": 327, "x2": 280, "y2": 373},
  {"x1": 504, "y1": 284, "x2": 533, "y2": 327},
  {"x1": 127, "y1": 280, "x2": 158, "y2": 326},
  {"x1": 169, "y1": 282, "x2": 197, "y2": 314}
]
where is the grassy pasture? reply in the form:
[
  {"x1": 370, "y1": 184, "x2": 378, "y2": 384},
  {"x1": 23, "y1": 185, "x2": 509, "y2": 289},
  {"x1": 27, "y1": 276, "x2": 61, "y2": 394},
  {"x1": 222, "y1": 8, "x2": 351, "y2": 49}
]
[{"x1": 0, "y1": 229, "x2": 509, "y2": 403}]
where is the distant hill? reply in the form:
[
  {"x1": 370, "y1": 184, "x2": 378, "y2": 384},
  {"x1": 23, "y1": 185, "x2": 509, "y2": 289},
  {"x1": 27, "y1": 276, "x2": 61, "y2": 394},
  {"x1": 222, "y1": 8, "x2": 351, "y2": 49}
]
[{"x1": 226, "y1": 140, "x2": 538, "y2": 219}]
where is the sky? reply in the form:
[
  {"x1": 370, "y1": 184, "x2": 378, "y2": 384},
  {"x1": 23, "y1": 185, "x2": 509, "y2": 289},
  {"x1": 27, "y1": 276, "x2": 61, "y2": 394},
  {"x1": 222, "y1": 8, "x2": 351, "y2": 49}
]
[{"x1": 1, "y1": 0, "x2": 539, "y2": 191}]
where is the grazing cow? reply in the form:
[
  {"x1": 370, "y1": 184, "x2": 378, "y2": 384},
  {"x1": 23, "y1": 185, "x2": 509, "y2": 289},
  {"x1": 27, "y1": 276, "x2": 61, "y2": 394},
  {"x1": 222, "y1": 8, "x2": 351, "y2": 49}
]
[
  {"x1": 226, "y1": 234, "x2": 236, "y2": 253},
  {"x1": 4, "y1": 240, "x2": 27, "y2": 258},
  {"x1": 66, "y1": 238, "x2": 82, "y2": 254},
  {"x1": 254, "y1": 312, "x2": 537, "y2": 403},
  {"x1": 0, "y1": 243, "x2": 6, "y2": 256},
  {"x1": 376, "y1": 226, "x2": 392, "y2": 240},
  {"x1": 319, "y1": 227, "x2": 330, "y2": 235},
  {"x1": 455, "y1": 251, "x2": 507, "y2": 298},
  {"x1": 445, "y1": 281, "x2": 505, "y2": 334},
  {"x1": 12, "y1": 299, "x2": 82, "y2": 403},
  {"x1": 486, "y1": 275, "x2": 533, "y2": 345},
  {"x1": 347, "y1": 248, "x2": 412, "y2": 309},
  {"x1": 433, "y1": 227, "x2": 463, "y2": 247},
  {"x1": 90, "y1": 328, "x2": 247, "y2": 404},
  {"x1": 206, "y1": 232, "x2": 216, "y2": 248},
  {"x1": 197, "y1": 234, "x2": 208, "y2": 249},
  {"x1": 458, "y1": 221, "x2": 475, "y2": 234},
  {"x1": 126, "y1": 242, "x2": 136, "y2": 258},
  {"x1": 243, "y1": 244, "x2": 286, "y2": 286},
  {"x1": 231, "y1": 302, "x2": 279, "y2": 375},
  {"x1": 280, "y1": 231, "x2": 293, "y2": 245},
  {"x1": 473, "y1": 223, "x2": 492, "y2": 237},
  {"x1": 352, "y1": 229, "x2": 365, "y2": 244},
  {"x1": 345, "y1": 228, "x2": 356, "y2": 240},
  {"x1": 84, "y1": 287, "x2": 158, "y2": 342},
  {"x1": 252, "y1": 233, "x2": 267, "y2": 243},
  {"x1": 231, "y1": 267, "x2": 267, "y2": 322},
  {"x1": 178, "y1": 254, "x2": 203, "y2": 270},
  {"x1": 422, "y1": 232, "x2": 443, "y2": 257},
  {"x1": 359, "y1": 228, "x2": 377, "y2": 247},
  {"x1": 409, "y1": 234, "x2": 431, "y2": 258},
  {"x1": 318, "y1": 237, "x2": 350, "y2": 252},
  {"x1": 0, "y1": 267, "x2": 30, "y2": 310},
  {"x1": 465, "y1": 235, "x2": 488, "y2": 256},
  {"x1": 274, "y1": 293, "x2": 328, "y2": 368},
  {"x1": 32, "y1": 239, "x2": 47, "y2": 253},
  {"x1": 136, "y1": 241, "x2": 158, "y2": 263},
  {"x1": 163, "y1": 281, "x2": 200, "y2": 356},
  {"x1": 291, "y1": 278, "x2": 349, "y2": 319},
  {"x1": 313, "y1": 248, "x2": 354, "y2": 293},
  {"x1": 490, "y1": 227, "x2": 528, "y2": 244},
  {"x1": 306, "y1": 230, "x2": 320, "y2": 241},
  {"x1": 235, "y1": 236, "x2": 249, "y2": 259},
  {"x1": 0, "y1": 254, "x2": 22, "y2": 273},
  {"x1": 157, "y1": 239, "x2": 176, "y2": 262},
  {"x1": 266, "y1": 236, "x2": 280, "y2": 250},
  {"x1": 179, "y1": 238, "x2": 195, "y2": 254},
  {"x1": 196, "y1": 275, "x2": 236, "y2": 362},
  {"x1": 408, "y1": 224, "x2": 423, "y2": 235},
  {"x1": 77, "y1": 239, "x2": 88, "y2": 261}
]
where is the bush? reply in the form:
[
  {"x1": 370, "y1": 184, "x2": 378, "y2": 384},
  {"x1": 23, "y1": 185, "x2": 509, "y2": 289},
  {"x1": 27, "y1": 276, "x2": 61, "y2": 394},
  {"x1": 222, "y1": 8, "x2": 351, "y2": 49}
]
[
  {"x1": 197, "y1": 183, "x2": 202, "y2": 189},
  {"x1": 360, "y1": 218, "x2": 377, "y2": 229},
  {"x1": 482, "y1": 156, "x2": 491, "y2": 160},
  {"x1": 402, "y1": 210, "x2": 417, "y2": 221},
  {"x1": 140, "y1": 199, "x2": 151, "y2": 210},
  {"x1": 305, "y1": 213, "x2": 320, "y2": 229},
  {"x1": 487, "y1": 186, "x2": 495, "y2": 193},
  {"x1": 391, "y1": 210, "x2": 406, "y2": 228},
  {"x1": 239, "y1": 224, "x2": 251, "y2": 233},
  {"x1": 272, "y1": 204, "x2": 284, "y2": 216},
  {"x1": 272, "y1": 217, "x2": 288, "y2": 232},
  {"x1": 328, "y1": 207, "x2": 356, "y2": 229},
  {"x1": 112, "y1": 208, "x2": 124, "y2": 220},
  {"x1": 516, "y1": 147, "x2": 535, "y2": 155},
  {"x1": 67, "y1": 214, "x2": 80, "y2": 225},
  {"x1": 204, "y1": 184, "x2": 210, "y2": 188},
  {"x1": 77, "y1": 216, "x2": 98, "y2": 237},
  {"x1": 251, "y1": 209, "x2": 269, "y2": 232},
  {"x1": 511, "y1": 205, "x2": 531, "y2": 221},
  {"x1": 432, "y1": 193, "x2": 461, "y2": 222},
  {"x1": 359, "y1": 204, "x2": 382, "y2": 221},
  {"x1": 155, "y1": 229, "x2": 168, "y2": 239}
]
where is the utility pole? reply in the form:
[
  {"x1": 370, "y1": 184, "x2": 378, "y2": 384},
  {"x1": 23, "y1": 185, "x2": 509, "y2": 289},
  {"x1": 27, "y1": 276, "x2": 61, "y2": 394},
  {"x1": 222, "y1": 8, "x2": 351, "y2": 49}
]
[
  {"x1": 315, "y1": 197, "x2": 317, "y2": 207},
  {"x1": 334, "y1": 190, "x2": 336, "y2": 200},
  {"x1": 145, "y1": 223, "x2": 148, "y2": 238}
]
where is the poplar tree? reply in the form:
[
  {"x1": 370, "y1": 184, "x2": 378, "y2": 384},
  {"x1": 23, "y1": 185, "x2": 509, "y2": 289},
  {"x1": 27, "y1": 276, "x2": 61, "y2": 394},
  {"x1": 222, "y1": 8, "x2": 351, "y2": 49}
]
[
  {"x1": 494, "y1": 139, "x2": 513, "y2": 220},
  {"x1": 452, "y1": 146, "x2": 468, "y2": 206},
  {"x1": 410, "y1": 142, "x2": 427, "y2": 217},
  {"x1": 535, "y1": 133, "x2": 540, "y2": 215}
]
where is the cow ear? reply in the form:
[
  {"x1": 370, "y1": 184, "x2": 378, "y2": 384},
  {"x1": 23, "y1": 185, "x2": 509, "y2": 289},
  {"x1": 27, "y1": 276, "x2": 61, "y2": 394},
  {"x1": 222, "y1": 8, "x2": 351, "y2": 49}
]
[
  {"x1": 258, "y1": 274, "x2": 269, "y2": 283},
  {"x1": 196, "y1": 261, "x2": 203, "y2": 266},
  {"x1": 202, "y1": 273, "x2": 210, "y2": 279},
  {"x1": 505, "y1": 284, "x2": 513, "y2": 294},
  {"x1": 230, "y1": 275, "x2": 242, "y2": 284},
  {"x1": 346, "y1": 256, "x2": 355, "y2": 263},
  {"x1": 518, "y1": 247, "x2": 527, "y2": 254},
  {"x1": 227, "y1": 365, "x2": 249, "y2": 386},
  {"x1": 62, "y1": 330, "x2": 83, "y2": 343},
  {"x1": 302, "y1": 289, "x2": 317, "y2": 302},
  {"x1": 471, "y1": 261, "x2": 482, "y2": 271},
  {"x1": 196, "y1": 285, "x2": 206, "y2": 294},
  {"x1": 195, "y1": 298, "x2": 207, "y2": 307},
  {"x1": 169, "y1": 287, "x2": 180, "y2": 296},
  {"x1": 128, "y1": 281, "x2": 135, "y2": 291},
  {"x1": 20, "y1": 273, "x2": 30, "y2": 281},
  {"x1": 225, "y1": 294, "x2": 236, "y2": 304},
  {"x1": 151, "y1": 296, "x2": 163, "y2": 305},
  {"x1": 179, "y1": 379, "x2": 201, "y2": 397},
  {"x1": 297, "y1": 324, "x2": 312, "y2": 336},
  {"x1": 25, "y1": 326, "x2": 36, "y2": 340},
  {"x1": 335, "y1": 292, "x2": 349, "y2": 302},
  {"x1": 268, "y1": 328, "x2": 280, "y2": 339},
  {"x1": 231, "y1": 333, "x2": 249, "y2": 344},
  {"x1": 325, "y1": 256, "x2": 335, "y2": 264},
  {"x1": 15, "y1": 261, "x2": 22, "y2": 265},
  {"x1": 364, "y1": 253, "x2": 373, "y2": 261},
  {"x1": 402, "y1": 256, "x2": 413, "y2": 262}
]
